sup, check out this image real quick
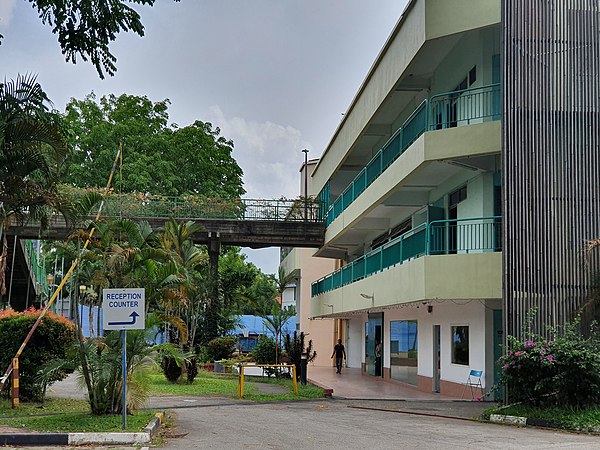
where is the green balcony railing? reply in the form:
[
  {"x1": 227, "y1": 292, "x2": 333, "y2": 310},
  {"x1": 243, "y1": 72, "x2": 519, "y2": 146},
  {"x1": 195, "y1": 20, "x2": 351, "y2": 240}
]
[
  {"x1": 319, "y1": 84, "x2": 500, "y2": 227},
  {"x1": 311, "y1": 216, "x2": 501, "y2": 297},
  {"x1": 429, "y1": 84, "x2": 501, "y2": 130}
]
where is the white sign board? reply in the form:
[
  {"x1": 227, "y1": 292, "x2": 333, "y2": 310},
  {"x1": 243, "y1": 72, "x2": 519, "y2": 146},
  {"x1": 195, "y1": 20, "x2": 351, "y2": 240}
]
[{"x1": 102, "y1": 288, "x2": 145, "y2": 330}]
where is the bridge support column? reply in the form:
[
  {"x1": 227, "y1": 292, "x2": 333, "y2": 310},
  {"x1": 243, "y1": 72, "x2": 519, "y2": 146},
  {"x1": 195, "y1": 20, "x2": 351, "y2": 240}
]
[{"x1": 206, "y1": 233, "x2": 221, "y2": 343}]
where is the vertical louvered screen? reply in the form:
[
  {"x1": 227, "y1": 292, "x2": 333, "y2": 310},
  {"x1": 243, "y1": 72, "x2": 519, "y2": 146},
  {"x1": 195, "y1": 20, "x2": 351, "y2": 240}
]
[{"x1": 503, "y1": 0, "x2": 600, "y2": 338}]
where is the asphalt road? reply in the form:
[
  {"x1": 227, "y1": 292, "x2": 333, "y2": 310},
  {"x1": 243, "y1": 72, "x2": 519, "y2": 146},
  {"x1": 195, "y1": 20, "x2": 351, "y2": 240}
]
[{"x1": 151, "y1": 397, "x2": 600, "y2": 450}]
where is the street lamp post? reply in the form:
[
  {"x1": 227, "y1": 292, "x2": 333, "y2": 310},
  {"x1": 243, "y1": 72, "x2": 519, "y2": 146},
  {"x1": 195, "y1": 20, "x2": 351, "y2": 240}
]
[{"x1": 302, "y1": 149, "x2": 309, "y2": 221}]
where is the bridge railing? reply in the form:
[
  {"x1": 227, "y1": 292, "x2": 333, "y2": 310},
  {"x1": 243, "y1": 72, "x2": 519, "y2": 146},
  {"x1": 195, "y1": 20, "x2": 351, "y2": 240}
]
[
  {"x1": 23, "y1": 240, "x2": 47, "y2": 295},
  {"x1": 98, "y1": 194, "x2": 321, "y2": 222}
]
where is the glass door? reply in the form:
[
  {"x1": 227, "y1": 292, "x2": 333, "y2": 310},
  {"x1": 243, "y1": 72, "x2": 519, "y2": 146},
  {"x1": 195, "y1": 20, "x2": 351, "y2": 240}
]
[
  {"x1": 433, "y1": 325, "x2": 441, "y2": 393},
  {"x1": 367, "y1": 313, "x2": 383, "y2": 377}
]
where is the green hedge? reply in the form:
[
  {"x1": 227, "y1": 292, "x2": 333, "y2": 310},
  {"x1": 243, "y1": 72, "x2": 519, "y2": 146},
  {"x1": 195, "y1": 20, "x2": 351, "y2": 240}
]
[{"x1": 0, "y1": 308, "x2": 77, "y2": 401}]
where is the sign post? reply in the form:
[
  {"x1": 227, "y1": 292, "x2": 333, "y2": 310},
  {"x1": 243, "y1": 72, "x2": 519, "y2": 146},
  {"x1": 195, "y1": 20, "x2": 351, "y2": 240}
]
[{"x1": 102, "y1": 288, "x2": 145, "y2": 430}]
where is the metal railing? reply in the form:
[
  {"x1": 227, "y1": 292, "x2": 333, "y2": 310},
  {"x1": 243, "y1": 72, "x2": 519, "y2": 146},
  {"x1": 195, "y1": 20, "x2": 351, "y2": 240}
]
[
  {"x1": 96, "y1": 195, "x2": 322, "y2": 222},
  {"x1": 311, "y1": 216, "x2": 501, "y2": 297},
  {"x1": 429, "y1": 84, "x2": 501, "y2": 130},
  {"x1": 319, "y1": 84, "x2": 500, "y2": 226},
  {"x1": 23, "y1": 240, "x2": 47, "y2": 296}
]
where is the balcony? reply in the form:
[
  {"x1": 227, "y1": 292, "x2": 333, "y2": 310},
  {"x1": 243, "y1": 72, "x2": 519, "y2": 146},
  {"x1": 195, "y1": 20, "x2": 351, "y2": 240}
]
[
  {"x1": 312, "y1": 216, "x2": 501, "y2": 297},
  {"x1": 319, "y1": 84, "x2": 500, "y2": 227}
]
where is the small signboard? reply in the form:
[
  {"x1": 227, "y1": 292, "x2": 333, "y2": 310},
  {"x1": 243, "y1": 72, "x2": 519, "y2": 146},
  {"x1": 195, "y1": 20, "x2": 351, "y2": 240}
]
[{"x1": 102, "y1": 288, "x2": 145, "y2": 330}]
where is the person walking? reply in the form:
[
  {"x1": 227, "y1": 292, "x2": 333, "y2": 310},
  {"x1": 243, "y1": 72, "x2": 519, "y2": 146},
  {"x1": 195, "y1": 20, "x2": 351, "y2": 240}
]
[
  {"x1": 375, "y1": 340, "x2": 382, "y2": 376},
  {"x1": 331, "y1": 339, "x2": 346, "y2": 374}
]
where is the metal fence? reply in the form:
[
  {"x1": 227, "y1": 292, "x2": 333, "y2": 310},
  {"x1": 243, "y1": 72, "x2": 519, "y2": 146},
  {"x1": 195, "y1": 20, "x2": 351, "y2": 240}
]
[
  {"x1": 100, "y1": 196, "x2": 321, "y2": 222},
  {"x1": 311, "y1": 217, "x2": 501, "y2": 297},
  {"x1": 23, "y1": 240, "x2": 47, "y2": 295}
]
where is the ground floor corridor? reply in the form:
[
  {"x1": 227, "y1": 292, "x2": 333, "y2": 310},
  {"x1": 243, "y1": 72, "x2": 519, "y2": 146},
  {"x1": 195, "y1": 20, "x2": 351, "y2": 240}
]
[{"x1": 307, "y1": 366, "x2": 461, "y2": 400}]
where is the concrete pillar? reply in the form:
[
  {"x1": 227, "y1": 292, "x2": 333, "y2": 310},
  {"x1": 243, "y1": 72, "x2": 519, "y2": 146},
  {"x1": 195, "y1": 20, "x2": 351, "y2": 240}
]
[{"x1": 205, "y1": 234, "x2": 221, "y2": 343}]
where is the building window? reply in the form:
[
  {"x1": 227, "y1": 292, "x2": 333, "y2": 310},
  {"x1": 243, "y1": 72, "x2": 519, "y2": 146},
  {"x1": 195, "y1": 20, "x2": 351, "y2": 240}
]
[
  {"x1": 451, "y1": 325, "x2": 469, "y2": 365},
  {"x1": 449, "y1": 186, "x2": 467, "y2": 207},
  {"x1": 390, "y1": 320, "x2": 418, "y2": 385}
]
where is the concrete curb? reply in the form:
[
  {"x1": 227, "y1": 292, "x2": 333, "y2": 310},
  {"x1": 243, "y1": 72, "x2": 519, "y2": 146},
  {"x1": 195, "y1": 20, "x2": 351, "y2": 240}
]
[
  {"x1": 306, "y1": 377, "x2": 333, "y2": 397},
  {"x1": 0, "y1": 411, "x2": 164, "y2": 446},
  {"x1": 489, "y1": 413, "x2": 600, "y2": 433}
]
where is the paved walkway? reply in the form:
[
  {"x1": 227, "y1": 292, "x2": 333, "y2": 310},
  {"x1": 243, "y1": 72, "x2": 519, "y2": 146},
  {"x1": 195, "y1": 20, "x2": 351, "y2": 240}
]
[{"x1": 308, "y1": 366, "x2": 458, "y2": 400}]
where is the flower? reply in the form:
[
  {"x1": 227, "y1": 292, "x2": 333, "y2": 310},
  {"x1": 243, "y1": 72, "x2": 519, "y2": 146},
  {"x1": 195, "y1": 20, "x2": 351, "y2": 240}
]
[
  {"x1": 503, "y1": 364, "x2": 509, "y2": 371},
  {"x1": 546, "y1": 354, "x2": 554, "y2": 362},
  {"x1": 524, "y1": 339, "x2": 536, "y2": 348},
  {"x1": 514, "y1": 351, "x2": 524, "y2": 357}
]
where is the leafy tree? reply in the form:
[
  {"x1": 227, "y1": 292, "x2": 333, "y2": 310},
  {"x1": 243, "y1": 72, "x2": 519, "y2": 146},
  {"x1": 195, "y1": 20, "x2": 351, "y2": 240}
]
[
  {"x1": 1, "y1": 1, "x2": 180, "y2": 79},
  {"x1": 62, "y1": 93, "x2": 245, "y2": 198}
]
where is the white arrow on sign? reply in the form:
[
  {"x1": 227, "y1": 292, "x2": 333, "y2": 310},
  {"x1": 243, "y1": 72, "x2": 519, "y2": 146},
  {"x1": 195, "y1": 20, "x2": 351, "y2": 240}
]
[{"x1": 102, "y1": 288, "x2": 145, "y2": 330}]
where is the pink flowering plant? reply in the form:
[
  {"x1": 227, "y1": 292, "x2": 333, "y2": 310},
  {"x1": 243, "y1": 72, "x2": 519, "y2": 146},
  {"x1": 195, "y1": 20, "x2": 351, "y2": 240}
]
[
  {"x1": 499, "y1": 333, "x2": 557, "y2": 405},
  {"x1": 499, "y1": 317, "x2": 600, "y2": 408}
]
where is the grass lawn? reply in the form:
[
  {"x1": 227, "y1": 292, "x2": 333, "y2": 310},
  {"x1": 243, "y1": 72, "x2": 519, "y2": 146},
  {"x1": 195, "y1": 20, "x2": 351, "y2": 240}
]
[
  {"x1": 244, "y1": 376, "x2": 325, "y2": 402},
  {"x1": 483, "y1": 404, "x2": 600, "y2": 431},
  {"x1": 149, "y1": 370, "x2": 324, "y2": 401},
  {"x1": 0, "y1": 397, "x2": 154, "y2": 433},
  {"x1": 149, "y1": 371, "x2": 257, "y2": 397}
]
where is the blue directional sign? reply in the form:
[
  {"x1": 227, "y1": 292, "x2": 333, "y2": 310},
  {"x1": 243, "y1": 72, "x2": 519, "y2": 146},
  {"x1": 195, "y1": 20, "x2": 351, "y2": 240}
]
[{"x1": 102, "y1": 288, "x2": 145, "y2": 330}]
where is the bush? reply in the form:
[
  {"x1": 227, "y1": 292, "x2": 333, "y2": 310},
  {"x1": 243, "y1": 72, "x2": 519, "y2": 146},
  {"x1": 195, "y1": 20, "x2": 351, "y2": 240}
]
[
  {"x1": 156, "y1": 343, "x2": 191, "y2": 383},
  {"x1": 284, "y1": 331, "x2": 316, "y2": 380},
  {"x1": 0, "y1": 308, "x2": 76, "y2": 401},
  {"x1": 252, "y1": 336, "x2": 278, "y2": 365},
  {"x1": 205, "y1": 336, "x2": 237, "y2": 361},
  {"x1": 185, "y1": 357, "x2": 198, "y2": 384},
  {"x1": 160, "y1": 356, "x2": 183, "y2": 383},
  {"x1": 499, "y1": 319, "x2": 600, "y2": 408}
]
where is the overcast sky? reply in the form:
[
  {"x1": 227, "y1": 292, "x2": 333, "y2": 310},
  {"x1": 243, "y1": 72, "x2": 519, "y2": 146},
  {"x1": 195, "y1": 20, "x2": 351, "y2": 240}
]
[{"x1": 0, "y1": 0, "x2": 409, "y2": 274}]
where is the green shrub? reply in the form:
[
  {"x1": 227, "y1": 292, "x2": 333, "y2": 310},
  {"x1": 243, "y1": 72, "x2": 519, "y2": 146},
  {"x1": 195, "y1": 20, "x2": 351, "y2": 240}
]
[
  {"x1": 160, "y1": 355, "x2": 182, "y2": 383},
  {"x1": 284, "y1": 331, "x2": 316, "y2": 379},
  {"x1": 252, "y1": 336, "x2": 278, "y2": 365},
  {"x1": 156, "y1": 343, "x2": 188, "y2": 383},
  {"x1": 185, "y1": 357, "x2": 198, "y2": 384},
  {"x1": 205, "y1": 336, "x2": 237, "y2": 361},
  {"x1": 499, "y1": 319, "x2": 600, "y2": 408},
  {"x1": 0, "y1": 308, "x2": 76, "y2": 401},
  {"x1": 251, "y1": 336, "x2": 281, "y2": 377}
]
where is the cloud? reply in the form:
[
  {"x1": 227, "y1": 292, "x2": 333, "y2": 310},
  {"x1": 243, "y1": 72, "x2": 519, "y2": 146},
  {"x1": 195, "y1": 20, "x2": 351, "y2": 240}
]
[
  {"x1": 0, "y1": 0, "x2": 16, "y2": 29},
  {"x1": 206, "y1": 105, "x2": 312, "y2": 200}
]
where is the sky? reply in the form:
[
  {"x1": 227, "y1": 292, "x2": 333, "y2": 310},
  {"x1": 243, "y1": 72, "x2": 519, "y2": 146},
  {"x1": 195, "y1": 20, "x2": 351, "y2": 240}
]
[{"x1": 0, "y1": 0, "x2": 409, "y2": 274}]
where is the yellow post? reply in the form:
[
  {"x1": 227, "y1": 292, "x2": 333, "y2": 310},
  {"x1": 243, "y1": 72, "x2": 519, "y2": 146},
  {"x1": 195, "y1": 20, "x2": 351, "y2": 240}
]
[
  {"x1": 11, "y1": 358, "x2": 19, "y2": 409},
  {"x1": 237, "y1": 365, "x2": 241, "y2": 398},
  {"x1": 238, "y1": 365, "x2": 245, "y2": 398},
  {"x1": 291, "y1": 365, "x2": 298, "y2": 396}
]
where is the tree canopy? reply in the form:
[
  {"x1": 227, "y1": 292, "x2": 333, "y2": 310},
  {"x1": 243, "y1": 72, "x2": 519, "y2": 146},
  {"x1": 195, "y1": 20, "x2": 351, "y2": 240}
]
[
  {"x1": 62, "y1": 93, "x2": 245, "y2": 198},
  {"x1": 1, "y1": 0, "x2": 179, "y2": 79}
]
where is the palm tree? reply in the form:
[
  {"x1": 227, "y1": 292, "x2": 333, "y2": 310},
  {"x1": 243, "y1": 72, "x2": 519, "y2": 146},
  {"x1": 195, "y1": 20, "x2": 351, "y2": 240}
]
[
  {"x1": 262, "y1": 267, "x2": 296, "y2": 364},
  {"x1": 158, "y1": 219, "x2": 207, "y2": 350},
  {"x1": 0, "y1": 75, "x2": 102, "y2": 298},
  {"x1": 0, "y1": 74, "x2": 71, "y2": 294}
]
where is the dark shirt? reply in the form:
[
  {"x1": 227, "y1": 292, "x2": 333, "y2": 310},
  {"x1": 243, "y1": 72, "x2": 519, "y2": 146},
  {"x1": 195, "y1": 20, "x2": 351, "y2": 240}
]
[{"x1": 334, "y1": 343, "x2": 345, "y2": 358}]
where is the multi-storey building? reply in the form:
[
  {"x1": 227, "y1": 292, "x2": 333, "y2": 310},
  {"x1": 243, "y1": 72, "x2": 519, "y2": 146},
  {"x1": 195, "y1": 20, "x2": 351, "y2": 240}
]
[{"x1": 285, "y1": 0, "x2": 600, "y2": 397}]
